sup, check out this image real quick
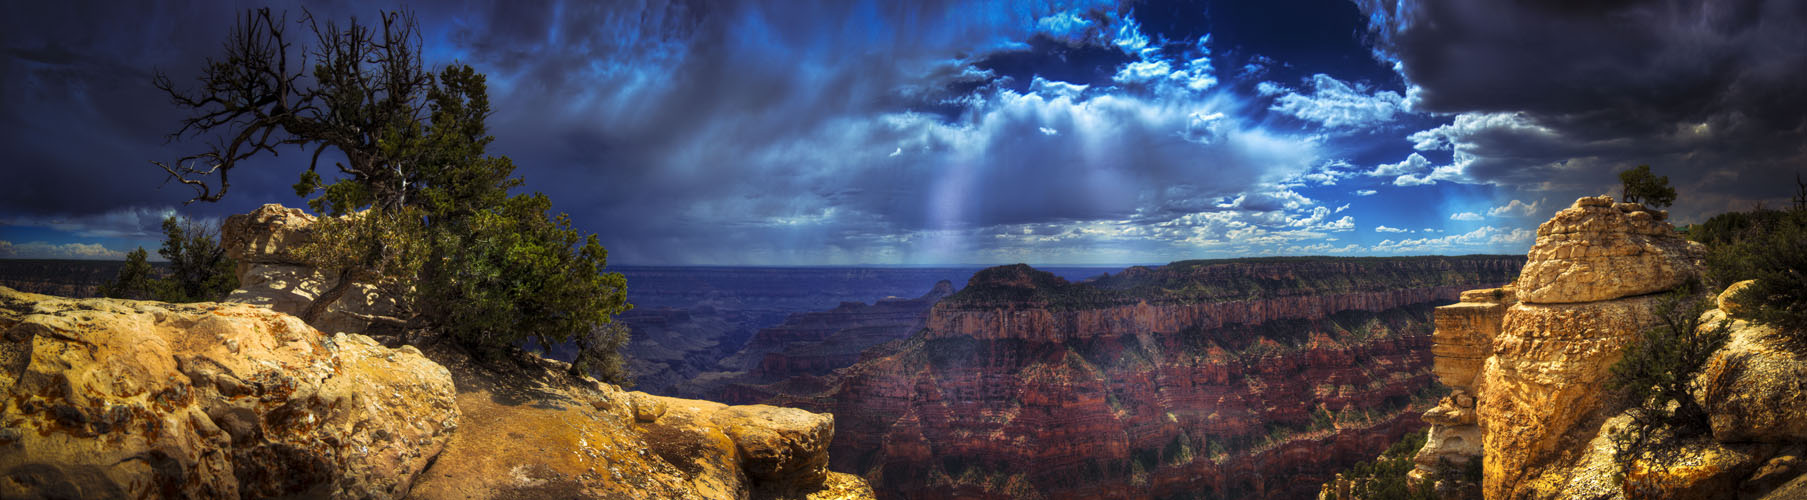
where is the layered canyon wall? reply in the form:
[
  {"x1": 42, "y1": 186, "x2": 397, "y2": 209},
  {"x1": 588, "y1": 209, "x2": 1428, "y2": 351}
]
[{"x1": 766, "y1": 256, "x2": 1523, "y2": 499}]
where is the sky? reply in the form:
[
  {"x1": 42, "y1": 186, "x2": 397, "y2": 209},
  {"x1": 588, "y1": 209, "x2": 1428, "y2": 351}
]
[{"x1": 2, "y1": 0, "x2": 1804, "y2": 265}]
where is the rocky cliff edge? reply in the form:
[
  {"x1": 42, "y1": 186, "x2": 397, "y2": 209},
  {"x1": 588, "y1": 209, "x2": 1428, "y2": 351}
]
[
  {"x1": 0, "y1": 203, "x2": 875, "y2": 499},
  {"x1": 1391, "y1": 196, "x2": 1807, "y2": 500}
]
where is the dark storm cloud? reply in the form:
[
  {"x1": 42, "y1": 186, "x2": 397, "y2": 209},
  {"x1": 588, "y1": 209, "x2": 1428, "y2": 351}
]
[
  {"x1": 7, "y1": 0, "x2": 1547, "y2": 264},
  {"x1": 420, "y1": 0, "x2": 1331, "y2": 263},
  {"x1": 0, "y1": 1, "x2": 421, "y2": 228},
  {"x1": 1356, "y1": 0, "x2": 1807, "y2": 215}
]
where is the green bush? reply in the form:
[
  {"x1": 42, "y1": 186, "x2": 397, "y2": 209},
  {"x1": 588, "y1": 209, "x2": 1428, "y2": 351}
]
[
  {"x1": 1605, "y1": 281, "x2": 1730, "y2": 471},
  {"x1": 1693, "y1": 208, "x2": 1807, "y2": 344},
  {"x1": 100, "y1": 216, "x2": 237, "y2": 303},
  {"x1": 99, "y1": 247, "x2": 156, "y2": 300},
  {"x1": 1333, "y1": 431, "x2": 1437, "y2": 500},
  {"x1": 153, "y1": 216, "x2": 238, "y2": 302}
]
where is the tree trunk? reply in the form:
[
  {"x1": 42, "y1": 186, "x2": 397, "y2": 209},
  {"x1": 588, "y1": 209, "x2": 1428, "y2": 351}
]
[{"x1": 303, "y1": 268, "x2": 359, "y2": 325}]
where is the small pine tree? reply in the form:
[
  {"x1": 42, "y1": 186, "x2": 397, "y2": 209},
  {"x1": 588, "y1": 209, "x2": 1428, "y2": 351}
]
[
  {"x1": 99, "y1": 247, "x2": 155, "y2": 300},
  {"x1": 154, "y1": 216, "x2": 238, "y2": 302},
  {"x1": 1619, "y1": 165, "x2": 1677, "y2": 209}
]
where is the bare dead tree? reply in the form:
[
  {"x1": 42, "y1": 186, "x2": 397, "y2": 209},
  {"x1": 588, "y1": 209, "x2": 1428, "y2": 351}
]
[
  {"x1": 154, "y1": 7, "x2": 433, "y2": 213},
  {"x1": 156, "y1": 8, "x2": 437, "y2": 323}
]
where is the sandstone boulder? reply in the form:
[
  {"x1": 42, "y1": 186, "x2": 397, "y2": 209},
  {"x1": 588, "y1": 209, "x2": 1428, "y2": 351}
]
[
  {"x1": 1622, "y1": 441, "x2": 1775, "y2": 500},
  {"x1": 220, "y1": 203, "x2": 317, "y2": 272},
  {"x1": 1717, "y1": 280, "x2": 1758, "y2": 318},
  {"x1": 1514, "y1": 196, "x2": 1705, "y2": 304},
  {"x1": 1693, "y1": 310, "x2": 1807, "y2": 443},
  {"x1": 714, "y1": 404, "x2": 835, "y2": 491},
  {"x1": 0, "y1": 286, "x2": 458, "y2": 499},
  {"x1": 403, "y1": 346, "x2": 875, "y2": 500},
  {"x1": 220, "y1": 203, "x2": 395, "y2": 335},
  {"x1": 1476, "y1": 195, "x2": 1710, "y2": 498},
  {"x1": 630, "y1": 393, "x2": 851, "y2": 499}
]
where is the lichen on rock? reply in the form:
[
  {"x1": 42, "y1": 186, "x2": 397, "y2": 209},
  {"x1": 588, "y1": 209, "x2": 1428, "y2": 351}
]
[{"x1": 0, "y1": 286, "x2": 458, "y2": 499}]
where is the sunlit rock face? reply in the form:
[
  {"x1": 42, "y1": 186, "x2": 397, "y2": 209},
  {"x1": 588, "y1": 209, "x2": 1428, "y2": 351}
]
[
  {"x1": 1405, "y1": 286, "x2": 1511, "y2": 498},
  {"x1": 1513, "y1": 197, "x2": 1701, "y2": 304},
  {"x1": 758, "y1": 256, "x2": 1521, "y2": 500},
  {"x1": 0, "y1": 201, "x2": 882, "y2": 500},
  {"x1": 1378, "y1": 198, "x2": 1807, "y2": 500},
  {"x1": 0, "y1": 287, "x2": 458, "y2": 498},
  {"x1": 404, "y1": 339, "x2": 877, "y2": 500},
  {"x1": 219, "y1": 203, "x2": 395, "y2": 336},
  {"x1": 0, "y1": 283, "x2": 877, "y2": 500},
  {"x1": 1694, "y1": 297, "x2": 1807, "y2": 444},
  {"x1": 1477, "y1": 196, "x2": 1707, "y2": 499},
  {"x1": 1473, "y1": 281, "x2": 1807, "y2": 500}
]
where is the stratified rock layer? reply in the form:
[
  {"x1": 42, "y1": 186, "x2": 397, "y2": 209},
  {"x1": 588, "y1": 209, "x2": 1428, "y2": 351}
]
[
  {"x1": 1513, "y1": 196, "x2": 1703, "y2": 304},
  {"x1": 738, "y1": 281, "x2": 953, "y2": 381},
  {"x1": 770, "y1": 256, "x2": 1522, "y2": 500},
  {"x1": 1478, "y1": 197, "x2": 1706, "y2": 499},
  {"x1": 0, "y1": 286, "x2": 458, "y2": 499}
]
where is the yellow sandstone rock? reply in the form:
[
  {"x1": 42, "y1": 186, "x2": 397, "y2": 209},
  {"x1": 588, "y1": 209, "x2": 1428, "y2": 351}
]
[
  {"x1": 0, "y1": 287, "x2": 459, "y2": 498},
  {"x1": 220, "y1": 203, "x2": 397, "y2": 335},
  {"x1": 1513, "y1": 196, "x2": 1705, "y2": 305},
  {"x1": 1478, "y1": 196, "x2": 1706, "y2": 499}
]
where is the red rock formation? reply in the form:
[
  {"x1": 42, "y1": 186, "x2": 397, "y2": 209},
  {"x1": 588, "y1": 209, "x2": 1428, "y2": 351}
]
[
  {"x1": 764, "y1": 256, "x2": 1523, "y2": 500},
  {"x1": 926, "y1": 285, "x2": 1484, "y2": 342}
]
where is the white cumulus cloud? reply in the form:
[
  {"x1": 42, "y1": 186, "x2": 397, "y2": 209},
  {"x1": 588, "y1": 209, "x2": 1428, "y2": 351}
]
[
  {"x1": 1488, "y1": 199, "x2": 1541, "y2": 217},
  {"x1": 1269, "y1": 74, "x2": 1408, "y2": 129},
  {"x1": 1371, "y1": 226, "x2": 1534, "y2": 254}
]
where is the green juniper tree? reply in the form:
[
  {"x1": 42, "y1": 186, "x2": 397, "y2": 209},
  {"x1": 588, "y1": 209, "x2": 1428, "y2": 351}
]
[
  {"x1": 99, "y1": 216, "x2": 236, "y2": 302},
  {"x1": 1694, "y1": 204, "x2": 1807, "y2": 345},
  {"x1": 1618, "y1": 165, "x2": 1677, "y2": 209},
  {"x1": 99, "y1": 247, "x2": 156, "y2": 300},
  {"x1": 155, "y1": 8, "x2": 631, "y2": 382},
  {"x1": 154, "y1": 216, "x2": 238, "y2": 302}
]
